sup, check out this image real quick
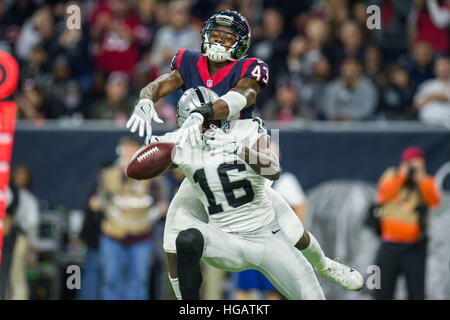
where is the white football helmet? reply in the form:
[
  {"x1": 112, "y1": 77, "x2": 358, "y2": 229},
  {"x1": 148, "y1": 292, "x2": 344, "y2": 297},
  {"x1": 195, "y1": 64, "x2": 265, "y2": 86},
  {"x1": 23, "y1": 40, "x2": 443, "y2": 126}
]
[{"x1": 176, "y1": 86, "x2": 220, "y2": 127}]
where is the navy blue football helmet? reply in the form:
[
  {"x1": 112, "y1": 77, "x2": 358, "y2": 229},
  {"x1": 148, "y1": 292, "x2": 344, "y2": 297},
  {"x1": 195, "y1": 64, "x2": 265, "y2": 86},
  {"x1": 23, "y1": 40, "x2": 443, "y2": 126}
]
[{"x1": 200, "y1": 10, "x2": 251, "y2": 62}]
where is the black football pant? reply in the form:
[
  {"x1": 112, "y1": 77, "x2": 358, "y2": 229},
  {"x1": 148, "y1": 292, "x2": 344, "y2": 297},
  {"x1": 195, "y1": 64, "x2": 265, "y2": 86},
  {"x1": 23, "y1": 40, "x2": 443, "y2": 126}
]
[{"x1": 373, "y1": 240, "x2": 427, "y2": 300}]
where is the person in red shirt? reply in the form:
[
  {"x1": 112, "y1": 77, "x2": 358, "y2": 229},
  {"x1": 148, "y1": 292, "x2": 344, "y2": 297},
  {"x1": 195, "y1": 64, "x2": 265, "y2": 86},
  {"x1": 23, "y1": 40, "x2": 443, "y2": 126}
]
[
  {"x1": 410, "y1": 0, "x2": 450, "y2": 54},
  {"x1": 373, "y1": 146, "x2": 441, "y2": 300},
  {"x1": 90, "y1": 0, "x2": 143, "y2": 76}
]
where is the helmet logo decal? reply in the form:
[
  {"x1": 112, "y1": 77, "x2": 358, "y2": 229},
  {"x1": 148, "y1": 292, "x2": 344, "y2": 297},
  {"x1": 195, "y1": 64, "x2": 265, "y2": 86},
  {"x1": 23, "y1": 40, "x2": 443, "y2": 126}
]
[{"x1": 215, "y1": 14, "x2": 234, "y2": 26}]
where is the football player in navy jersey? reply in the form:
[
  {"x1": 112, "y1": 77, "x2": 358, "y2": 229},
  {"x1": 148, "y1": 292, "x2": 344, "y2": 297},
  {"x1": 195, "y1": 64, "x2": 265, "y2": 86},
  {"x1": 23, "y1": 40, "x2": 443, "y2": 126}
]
[
  {"x1": 126, "y1": 10, "x2": 364, "y2": 299},
  {"x1": 126, "y1": 10, "x2": 268, "y2": 145}
]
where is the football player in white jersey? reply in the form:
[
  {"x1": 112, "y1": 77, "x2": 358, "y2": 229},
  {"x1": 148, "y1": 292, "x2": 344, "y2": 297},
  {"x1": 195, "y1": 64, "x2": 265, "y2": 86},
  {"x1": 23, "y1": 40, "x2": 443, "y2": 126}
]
[
  {"x1": 126, "y1": 9, "x2": 364, "y2": 299},
  {"x1": 150, "y1": 87, "x2": 364, "y2": 299},
  {"x1": 154, "y1": 115, "x2": 325, "y2": 300}
]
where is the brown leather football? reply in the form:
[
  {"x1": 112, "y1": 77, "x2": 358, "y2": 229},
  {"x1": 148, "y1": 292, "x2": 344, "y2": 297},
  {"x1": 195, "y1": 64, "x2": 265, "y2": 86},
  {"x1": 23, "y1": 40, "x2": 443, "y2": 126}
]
[{"x1": 127, "y1": 142, "x2": 175, "y2": 180}]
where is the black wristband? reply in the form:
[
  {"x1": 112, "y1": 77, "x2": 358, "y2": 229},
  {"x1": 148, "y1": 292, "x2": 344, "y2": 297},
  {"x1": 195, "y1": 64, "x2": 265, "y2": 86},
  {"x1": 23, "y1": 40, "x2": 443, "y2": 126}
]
[{"x1": 190, "y1": 102, "x2": 214, "y2": 122}]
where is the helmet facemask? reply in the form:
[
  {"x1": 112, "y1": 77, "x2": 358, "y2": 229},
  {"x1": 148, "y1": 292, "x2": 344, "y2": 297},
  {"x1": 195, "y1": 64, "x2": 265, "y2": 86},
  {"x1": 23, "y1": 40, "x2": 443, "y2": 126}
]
[{"x1": 203, "y1": 28, "x2": 238, "y2": 62}]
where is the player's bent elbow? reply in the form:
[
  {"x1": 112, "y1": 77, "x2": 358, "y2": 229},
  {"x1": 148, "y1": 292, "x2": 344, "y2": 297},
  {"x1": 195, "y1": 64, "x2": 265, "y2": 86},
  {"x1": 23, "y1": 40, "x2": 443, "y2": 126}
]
[
  {"x1": 270, "y1": 171, "x2": 281, "y2": 181},
  {"x1": 263, "y1": 167, "x2": 281, "y2": 181}
]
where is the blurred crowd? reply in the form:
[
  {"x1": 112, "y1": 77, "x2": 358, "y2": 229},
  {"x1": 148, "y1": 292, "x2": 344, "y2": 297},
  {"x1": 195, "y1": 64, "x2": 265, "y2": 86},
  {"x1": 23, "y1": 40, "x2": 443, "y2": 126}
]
[
  {"x1": 1, "y1": 0, "x2": 450, "y2": 126},
  {"x1": 2, "y1": 0, "x2": 450, "y2": 301}
]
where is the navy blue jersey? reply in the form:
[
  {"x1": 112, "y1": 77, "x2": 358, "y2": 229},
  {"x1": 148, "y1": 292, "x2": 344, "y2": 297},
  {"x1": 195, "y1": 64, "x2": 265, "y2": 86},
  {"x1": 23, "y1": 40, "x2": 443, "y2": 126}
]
[{"x1": 170, "y1": 49, "x2": 269, "y2": 119}]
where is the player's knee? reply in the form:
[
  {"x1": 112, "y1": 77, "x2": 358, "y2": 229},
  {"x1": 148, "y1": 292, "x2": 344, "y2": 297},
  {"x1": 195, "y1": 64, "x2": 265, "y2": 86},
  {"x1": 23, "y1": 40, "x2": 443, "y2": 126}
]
[{"x1": 176, "y1": 228, "x2": 204, "y2": 258}]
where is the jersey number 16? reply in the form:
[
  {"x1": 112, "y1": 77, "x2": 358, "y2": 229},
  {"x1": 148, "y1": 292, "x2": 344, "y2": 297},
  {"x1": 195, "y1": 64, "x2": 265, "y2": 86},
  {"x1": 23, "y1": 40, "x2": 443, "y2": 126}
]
[{"x1": 193, "y1": 162, "x2": 255, "y2": 215}]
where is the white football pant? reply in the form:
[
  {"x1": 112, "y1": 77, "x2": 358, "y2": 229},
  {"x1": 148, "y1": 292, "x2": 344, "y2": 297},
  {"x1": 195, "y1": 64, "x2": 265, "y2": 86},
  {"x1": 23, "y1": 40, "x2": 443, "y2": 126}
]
[{"x1": 163, "y1": 178, "x2": 305, "y2": 253}]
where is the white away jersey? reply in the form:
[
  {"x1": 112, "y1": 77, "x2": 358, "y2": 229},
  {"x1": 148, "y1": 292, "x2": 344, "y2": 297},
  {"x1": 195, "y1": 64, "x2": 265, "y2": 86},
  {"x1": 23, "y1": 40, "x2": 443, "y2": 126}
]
[
  {"x1": 224, "y1": 118, "x2": 268, "y2": 149},
  {"x1": 171, "y1": 118, "x2": 274, "y2": 233}
]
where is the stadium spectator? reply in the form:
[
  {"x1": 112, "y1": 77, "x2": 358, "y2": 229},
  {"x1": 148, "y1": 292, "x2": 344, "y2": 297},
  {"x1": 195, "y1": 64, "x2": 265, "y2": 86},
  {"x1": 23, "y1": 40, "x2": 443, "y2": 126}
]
[
  {"x1": 413, "y1": 56, "x2": 450, "y2": 126},
  {"x1": 321, "y1": 58, "x2": 377, "y2": 121},
  {"x1": 250, "y1": 7, "x2": 290, "y2": 104},
  {"x1": 275, "y1": 34, "x2": 321, "y2": 108},
  {"x1": 14, "y1": 79, "x2": 47, "y2": 121},
  {"x1": 134, "y1": 0, "x2": 159, "y2": 55},
  {"x1": 404, "y1": 41, "x2": 436, "y2": 90},
  {"x1": 285, "y1": 35, "x2": 321, "y2": 81},
  {"x1": 154, "y1": 0, "x2": 170, "y2": 26},
  {"x1": 289, "y1": 54, "x2": 333, "y2": 118},
  {"x1": 409, "y1": 0, "x2": 450, "y2": 54},
  {"x1": 150, "y1": 0, "x2": 200, "y2": 74},
  {"x1": 426, "y1": 0, "x2": 450, "y2": 29},
  {"x1": 262, "y1": 79, "x2": 315, "y2": 122},
  {"x1": 15, "y1": 6, "x2": 58, "y2": 63},
  {"x1": 149, "y1": 0, "x2": 200, "y2": 107},
  {"x1": 95, "y1": 136, "x2": 168, "y2": 300},
  {"x1": 282, "y1": 30, "x2": 332, "y2": 118},
  {"x1": 377, "y1": 64, "x2": 415, "y2": 120},
  {"x1": 370, "y1": 0, "x2": 412, "y2": 62},
  {"x1": 77, "y1": 188, "x2": 104, "y2": 300},
  {"x1": 323, "y1": 0, "x2": 350, "y2": 45},
  {"x1": 304, "y1": 16, "x2": 330, "y2": 54},
  {"x1": 304, "y1": 55, "x2": 334, "y2": 116},
  {"x1": 46, "y1": 56, "x2": 84, "y2": 119},
  {"x1": 0, "y1": 165, "x2": 40, "y2": 300},
  {"x1": 263, "y1": 0, "x2": 313, "y2": 36},
  {"x1": 19, "y1": 44, "x2": 51, "y2": 89},
  {"x1": 327, "y1": 20, "x2": 366, "y2": 70},
  {"x1": 373, "y1": 146, "x2": 441, "y2": 300},
  {"x1": 89, "y1": 71, "x2": 135, "y2": 123},
  {"x1": 0, "y1": 0, "x2": 34, "y2": 52},
  {"x1": 56, "y1": 24, "x2": 94, "y2": 93},
  {"x1": 364, "y1": 45, "x2": 385, "y2": 90},
  {"x1": 352, "y1": 1, "x2": 373, "y2": 44},
  {"x1": 90, "y1": 0, "x2": 143, "y2": 76}
]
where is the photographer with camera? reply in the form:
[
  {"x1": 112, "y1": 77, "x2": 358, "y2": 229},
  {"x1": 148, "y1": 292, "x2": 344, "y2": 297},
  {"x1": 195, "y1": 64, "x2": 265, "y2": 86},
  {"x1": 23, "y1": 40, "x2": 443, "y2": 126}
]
[{"x1": 373, "y1": 146, "x2": 441, "y2": 300}]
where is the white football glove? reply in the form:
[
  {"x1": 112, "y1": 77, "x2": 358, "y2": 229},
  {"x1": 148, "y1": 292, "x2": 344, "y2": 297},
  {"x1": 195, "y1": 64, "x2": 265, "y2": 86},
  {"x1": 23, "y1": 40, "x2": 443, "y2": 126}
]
[
  {"x1": 126, "y1": 98, "x2": 164, "y2": 143},
  {"x1": 175, "y1": 113, "x2": 204, "y2": 148},
  {"x1": 205, "y1": 126, "x2": 244, "y2": 155},
  {"x1": 148, "y1": 130, "x2": 181, "y2": 145}
]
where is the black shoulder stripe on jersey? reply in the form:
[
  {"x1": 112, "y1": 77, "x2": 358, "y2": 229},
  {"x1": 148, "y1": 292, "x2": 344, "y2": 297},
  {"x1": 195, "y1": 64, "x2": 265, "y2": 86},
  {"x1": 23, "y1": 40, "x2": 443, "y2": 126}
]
[
  {"x1": 195, "y1": 88, "x2": 206, "y2": 104},
  {"x1": 253, "y1": 117, "x2": 267, "y2": 131}
]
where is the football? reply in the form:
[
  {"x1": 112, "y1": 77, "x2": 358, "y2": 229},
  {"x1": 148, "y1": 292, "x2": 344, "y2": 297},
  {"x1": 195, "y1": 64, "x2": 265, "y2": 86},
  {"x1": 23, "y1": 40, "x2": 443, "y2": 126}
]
[{"x1": 127, "y1": 142, "x2": 175, "y2": 180}]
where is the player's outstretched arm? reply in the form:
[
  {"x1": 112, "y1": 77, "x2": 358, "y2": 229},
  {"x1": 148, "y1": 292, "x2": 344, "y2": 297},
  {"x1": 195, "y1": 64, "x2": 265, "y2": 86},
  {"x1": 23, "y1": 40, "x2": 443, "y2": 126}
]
[
  {"x1": 139, "y1": 70, "x2": 184, "y2": 101},
  {"x1": 239, "y1": 134, "x2": 280, "y2": 181},
  {"x1": 191, "y1": 78, "x2": 260, "y2": 122},
  {"x1": 127, "y1": 70, "x2": 185, "y2": 141}
]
